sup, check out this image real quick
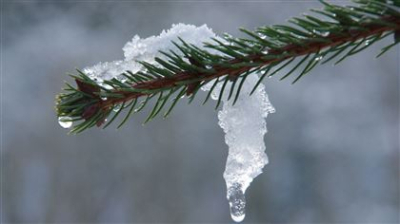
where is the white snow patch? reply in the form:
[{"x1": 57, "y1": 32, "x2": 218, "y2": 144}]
[
  {"x1": 83, "y1": 23, "x2": 217, "y2": 84},
  {"x1": 123, "y1": 23, "x2": 217, "y2": 62}
]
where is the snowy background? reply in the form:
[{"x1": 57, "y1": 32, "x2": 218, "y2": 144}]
[{"x1": 2, "y1": 1, "x2": 399, "y2": 223}]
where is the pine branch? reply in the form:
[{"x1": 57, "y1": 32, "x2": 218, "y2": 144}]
[{"x1": 56, "y1": 0, "x2": 400, "y2": 134}]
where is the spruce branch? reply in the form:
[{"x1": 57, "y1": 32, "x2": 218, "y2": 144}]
[{"x1": 56, "y1": 0, "x2": 400, "y2": 134}]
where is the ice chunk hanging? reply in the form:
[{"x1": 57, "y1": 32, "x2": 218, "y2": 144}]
[
  {"x1": 203, "y1": 74, "x2": 275, "y2": 222},
  {"x1": 69, "y1": 23, "x2": 275, "y2": 222}
]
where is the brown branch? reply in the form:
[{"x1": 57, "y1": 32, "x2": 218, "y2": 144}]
[{"x1": 98, "y1": 16, "x2": 400, "y2": 110}]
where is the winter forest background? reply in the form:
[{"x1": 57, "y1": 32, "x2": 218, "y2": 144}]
[{"x1": 2, "y1": 1, "x2": 399, "y2": 223}]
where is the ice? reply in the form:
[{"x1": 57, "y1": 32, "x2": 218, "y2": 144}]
[
  {"x1": 201, "y1": 71, "x2": 275, "y2": 222},
  {"x1": 205, "y1": 73, "x2": 274, "y2": 222},
  {"x1": 71, "y1": 23, "x2": 275, "y2": 222},
  {"x1": 228, "y1": 183, "x2": 246, "y2": 222}
]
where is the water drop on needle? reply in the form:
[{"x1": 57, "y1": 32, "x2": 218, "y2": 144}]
[
  {"x1": 58, "y1": 116, "x2": 73, "y2": 129},
  {"x1": 315, "y1": 55, "x2": 323, "y2": 61},
  {"x1": 113, "y1": 104, "x2": 122, "y2": 112},
  {"x1": 312, "y1": 29, "x2": 330, "y2": 37}
]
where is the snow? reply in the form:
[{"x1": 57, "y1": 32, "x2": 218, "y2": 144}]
[
  {"x1": 83, "y1": 23, "x2": 217, "y2": 84},
  {"x1": 83, "y1": 60, "x2": 140, "y2": 85},
  {"x1": 78, "y1": 23, "x2": 275, "y2": 223},
  {"x1": 123, "y1": 24, "x2": 216, "y2": 62}
]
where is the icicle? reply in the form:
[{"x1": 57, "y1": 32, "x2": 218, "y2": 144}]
[{"x1": 203, "y1": 74, "x2": 275, "y2": 222}]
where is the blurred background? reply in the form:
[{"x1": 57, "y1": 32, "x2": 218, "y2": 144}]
[{"x1": 2, "y1": 0, "x2": 399, "y2": 223}]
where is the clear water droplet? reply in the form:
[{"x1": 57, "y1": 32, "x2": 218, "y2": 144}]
[
  {"x1": 313, "y1": 29, "x2": 330, "y2": 37},
  {"x1": 262, "y1": 49, "x2": 269, "y2": 55},
  {"x1": 205, "y1": 65, "x2": 212, "y2": 69},
  {"x1": 259, "y1": 34, "x2": 267, "y2": 40},
  {"x1": 101, "y1": 96, "x2": 108, "y2": 101},
  {"x1": 211, "y1": 92, "x2": 219, "y2": 100},
  {"x1": 134, "y1": 102, "x2": 145, "y2": 113},
  {"x1": 315, "y1": 55, "x2": 323, "y2": 61},
  {"x1": 113, "y1": 104, "x2": 122, "y2": 112},
  {"x1": 227, "y1": 183, "x2": 246, "y2": 223},
  {"x1": 58, "y1": 116, "x2": 73, "y2": 129}
]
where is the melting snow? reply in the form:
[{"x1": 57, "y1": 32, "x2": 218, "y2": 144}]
[{"x1": 78, "y1": 23, "x2": 275, "y2": 222}]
